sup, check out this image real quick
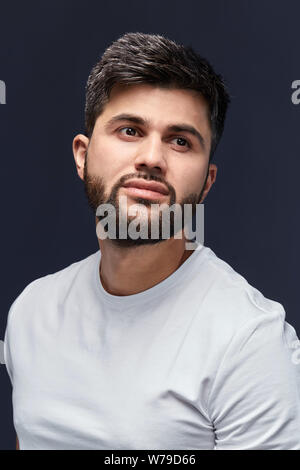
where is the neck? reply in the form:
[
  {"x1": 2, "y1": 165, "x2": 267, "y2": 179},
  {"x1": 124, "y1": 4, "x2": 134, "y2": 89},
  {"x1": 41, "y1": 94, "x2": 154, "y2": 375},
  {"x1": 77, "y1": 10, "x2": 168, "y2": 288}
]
[{"x1": 97, "y1": 235, "x2": 193, "y2": 296}]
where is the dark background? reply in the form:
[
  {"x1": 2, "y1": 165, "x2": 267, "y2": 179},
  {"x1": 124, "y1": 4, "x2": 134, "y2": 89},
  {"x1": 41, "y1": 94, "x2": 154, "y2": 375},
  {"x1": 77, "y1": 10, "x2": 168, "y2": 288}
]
[{"x1": 0, "y1": 0, "x2": 299, "y2": 450}]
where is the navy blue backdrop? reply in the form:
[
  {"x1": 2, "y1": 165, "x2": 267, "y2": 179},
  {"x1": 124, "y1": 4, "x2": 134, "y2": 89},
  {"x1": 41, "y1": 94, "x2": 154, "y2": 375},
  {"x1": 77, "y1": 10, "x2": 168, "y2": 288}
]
[{"x1": 0, "y1": 0, "x2": 299, "y2": 449}]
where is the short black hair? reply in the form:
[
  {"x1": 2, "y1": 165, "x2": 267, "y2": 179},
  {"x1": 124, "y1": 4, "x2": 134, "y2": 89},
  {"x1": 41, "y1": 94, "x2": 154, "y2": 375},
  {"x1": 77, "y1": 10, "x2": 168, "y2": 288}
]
[{"x1": 85, "y1": 32, "x2": 231, "y2": 162}]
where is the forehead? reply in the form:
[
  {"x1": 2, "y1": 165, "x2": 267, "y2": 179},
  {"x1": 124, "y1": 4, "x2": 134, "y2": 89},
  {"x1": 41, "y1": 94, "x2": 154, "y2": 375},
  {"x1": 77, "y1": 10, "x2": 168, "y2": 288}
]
[{"x1": 98, "y1": 83, "x2": 211, "y2": 132}]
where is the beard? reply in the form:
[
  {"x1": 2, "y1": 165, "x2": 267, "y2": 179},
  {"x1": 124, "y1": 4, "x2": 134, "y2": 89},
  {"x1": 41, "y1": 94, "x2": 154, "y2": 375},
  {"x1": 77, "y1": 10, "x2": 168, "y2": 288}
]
[{"x1": 83, "y1": 152, "x2": 207, "y2": 248}]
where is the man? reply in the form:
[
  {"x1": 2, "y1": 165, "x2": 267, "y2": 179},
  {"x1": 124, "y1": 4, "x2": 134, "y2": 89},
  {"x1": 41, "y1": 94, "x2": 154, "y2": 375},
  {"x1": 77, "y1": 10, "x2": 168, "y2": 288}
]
[{"x1": 4, "y1": 32, "x2": 300, "y2": 450}]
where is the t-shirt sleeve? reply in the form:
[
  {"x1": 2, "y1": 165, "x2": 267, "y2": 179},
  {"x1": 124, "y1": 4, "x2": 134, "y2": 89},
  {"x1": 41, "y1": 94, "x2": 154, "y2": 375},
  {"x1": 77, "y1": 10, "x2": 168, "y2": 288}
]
[
  {"x1": 207, "y1": 309, "x2": 300, "y2": 450},
  {"x1": 3, "y1": 299, "x2": 18, "y2": 386}
]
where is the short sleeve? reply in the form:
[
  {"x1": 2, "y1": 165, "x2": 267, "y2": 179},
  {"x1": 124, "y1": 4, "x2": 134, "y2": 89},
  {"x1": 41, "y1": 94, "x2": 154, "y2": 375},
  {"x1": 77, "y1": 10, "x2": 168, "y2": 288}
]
[
  {"x1": 207, "y1": 310, "x2": 300, "y2": 450},
  {"x1": 3, "y1": 300, "x2": 17, "y2": 386},
  {"x1": 3, "y1": 281, "x2": 37, "y2": 387}
]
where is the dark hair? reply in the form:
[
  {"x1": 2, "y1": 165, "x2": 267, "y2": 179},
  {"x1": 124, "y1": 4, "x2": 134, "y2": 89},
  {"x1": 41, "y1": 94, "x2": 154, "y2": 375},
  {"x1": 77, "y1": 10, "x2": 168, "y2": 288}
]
[{"x1": 85, "y1": 32, "x2": 231, "y2": 162}]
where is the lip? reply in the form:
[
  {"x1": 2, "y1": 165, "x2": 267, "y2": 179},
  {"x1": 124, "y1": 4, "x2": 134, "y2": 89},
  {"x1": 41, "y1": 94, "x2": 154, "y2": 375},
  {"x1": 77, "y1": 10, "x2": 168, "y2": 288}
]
[
  {"x1": 122, "y1": 186, "x2": 168, "y2": 200},
  {"x1": 122, "y1": 179, "x2": 169, "y2": 195}
]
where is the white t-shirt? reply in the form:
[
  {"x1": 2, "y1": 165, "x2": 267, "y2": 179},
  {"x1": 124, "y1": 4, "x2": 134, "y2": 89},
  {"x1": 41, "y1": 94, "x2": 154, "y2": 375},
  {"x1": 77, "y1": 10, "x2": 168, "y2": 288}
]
[{"x1": 4, "y1": 243, "x2": 300, "y2": 450}]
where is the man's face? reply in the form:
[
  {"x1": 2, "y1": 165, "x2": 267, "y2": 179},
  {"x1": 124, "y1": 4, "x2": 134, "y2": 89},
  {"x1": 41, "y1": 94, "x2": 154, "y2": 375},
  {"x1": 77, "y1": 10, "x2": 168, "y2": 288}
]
[{"x1": 73, "y1": 83, "x2": 216, "y2": 247}]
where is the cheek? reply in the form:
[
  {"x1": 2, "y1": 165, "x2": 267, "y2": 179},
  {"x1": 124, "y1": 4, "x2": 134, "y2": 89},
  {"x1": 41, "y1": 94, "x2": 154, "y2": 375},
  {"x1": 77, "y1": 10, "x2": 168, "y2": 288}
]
[
  {"x1": 174, "y1": 161, "x2": 205, "y2": 198},
  {"x1": 89, "y1": 138, "x2": 131, "y2": 179}
]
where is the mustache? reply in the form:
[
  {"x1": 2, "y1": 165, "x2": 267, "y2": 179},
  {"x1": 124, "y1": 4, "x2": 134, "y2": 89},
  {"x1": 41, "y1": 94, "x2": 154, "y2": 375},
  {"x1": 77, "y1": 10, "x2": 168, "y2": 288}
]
[{"x1": 118, "y1": 172, "x2": 171, "y2": 189}]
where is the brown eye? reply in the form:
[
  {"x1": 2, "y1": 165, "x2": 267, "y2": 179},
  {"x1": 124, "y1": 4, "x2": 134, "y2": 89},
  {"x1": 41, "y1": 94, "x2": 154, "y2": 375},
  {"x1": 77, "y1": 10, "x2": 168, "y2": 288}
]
[
  {"x1": 119, "y1": 127, "x2": 137, "y2": 136},
  {"x1": 172, "y1": 137, "x2": 191, "y2": 148}
]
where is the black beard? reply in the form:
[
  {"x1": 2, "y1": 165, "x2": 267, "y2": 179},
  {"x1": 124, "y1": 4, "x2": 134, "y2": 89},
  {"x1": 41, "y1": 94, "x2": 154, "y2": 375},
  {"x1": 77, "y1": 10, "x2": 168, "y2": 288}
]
[{"x1": 83, "y1": 153, "x2": 207, "y2": 248}]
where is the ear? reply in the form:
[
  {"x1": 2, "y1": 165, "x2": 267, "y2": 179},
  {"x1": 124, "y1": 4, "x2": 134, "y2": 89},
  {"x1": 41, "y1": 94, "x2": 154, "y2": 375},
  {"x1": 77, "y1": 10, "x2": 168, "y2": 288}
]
[
  {"x1": 199, "y1": 163, "x2": 218, "y2": 203},
  {"x1": 72, "y1": 134, "x2": 90, "y2": 181}
]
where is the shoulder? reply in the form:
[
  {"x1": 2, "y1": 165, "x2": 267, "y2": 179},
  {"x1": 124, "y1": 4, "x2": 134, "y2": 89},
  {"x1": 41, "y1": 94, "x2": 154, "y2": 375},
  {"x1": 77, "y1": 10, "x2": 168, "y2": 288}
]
[
  {"x1": 5, "y1": 250, "x2": 100, "y2": 329},
  {"x1": 199, "y1": 245, "x2": 286, "y2": 322},
  {"x1": 195, "y1": 245, "x2": 297, "y2": 356},
  {"x1": 3, "y1": 250, "x2": 99, "y2": 384}
]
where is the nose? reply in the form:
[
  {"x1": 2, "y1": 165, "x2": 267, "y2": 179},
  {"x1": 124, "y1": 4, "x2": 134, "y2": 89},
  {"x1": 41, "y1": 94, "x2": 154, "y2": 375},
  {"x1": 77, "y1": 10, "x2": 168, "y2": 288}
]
[{"x1": 134, "y1": 134, "x2": 167, "y2": 175}]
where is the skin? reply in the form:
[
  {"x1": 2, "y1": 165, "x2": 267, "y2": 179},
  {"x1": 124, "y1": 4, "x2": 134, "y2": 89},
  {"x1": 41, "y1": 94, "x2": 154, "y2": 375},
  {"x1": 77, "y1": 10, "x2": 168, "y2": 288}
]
[{"x1": 72, "y1": 83, "x2": 217, "y2": 296}]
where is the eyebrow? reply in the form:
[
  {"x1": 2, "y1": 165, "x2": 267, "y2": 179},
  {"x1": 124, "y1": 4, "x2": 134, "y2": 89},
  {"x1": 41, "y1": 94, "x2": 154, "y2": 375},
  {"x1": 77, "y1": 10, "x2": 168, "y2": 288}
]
[{"x1": 104, "y1": 113, "x2": 206, "y2": 150}]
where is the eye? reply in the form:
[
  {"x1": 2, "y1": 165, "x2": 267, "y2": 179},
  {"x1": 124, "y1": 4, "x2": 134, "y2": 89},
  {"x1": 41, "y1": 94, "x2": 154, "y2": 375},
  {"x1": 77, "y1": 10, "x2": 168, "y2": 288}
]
[
  {"x1": 119, "y1": 126, "x2": 138, "y2": 137},
  {"x1": 171, "y1": 136, "x2": 191, "y2": 149}
]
